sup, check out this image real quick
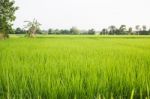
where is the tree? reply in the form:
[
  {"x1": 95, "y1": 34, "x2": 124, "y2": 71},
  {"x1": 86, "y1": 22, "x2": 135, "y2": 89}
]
[
  {"x1": 15, "y1": 28, "x2": 22, "y2": 34},
  {"x1": 15, "y1": 27, "x2": 26, "y2": 34},
  {"x1": 60, "y1": 29, "x2": 70, "y2": 34},
  {"x1": 140, "y1": 25, "x2": 149, "y2": 35},
  {"x1": 0, "y1": 0, "x2": 18, "y2": 39},
  {"x1": 24, "y1": 19, "x2": 41, "y2": 37},
  {"x1": 70, "y1": 27, "x2": 80, "y2": 35},
  {"x1": 135, "y1": 25, "x2": 140, "y2": 35},
  {"x1": 80, "y1": 30, "x2": 88, "y2": 35},
  {"x1": 142, "y1": 25, "x2": 147, "y2": 31},
  {"x1": 53, "y1": 29, "x2": 61, "y2": 34},
  {"x1": 36, "y1": 28, "x2": 42, "y2": 34},
  {"x1": 88, "y1": 29, "x2": 95, "y2": 35},
  {"x1": 101, "y1": 28, "x2": 108, "y2": 35},
  {"x1": 128, "y1": 27, "x2": 133, "y2": 35},
  {"x1": 48, "y1": 28, "x2": 53, "y2": 34},
  {"x1": 108, "y1": 25, "x2": 116, "y2": 35},
  {"x1": 119, "y1": 25, "x2": 126, "y2": 34}
]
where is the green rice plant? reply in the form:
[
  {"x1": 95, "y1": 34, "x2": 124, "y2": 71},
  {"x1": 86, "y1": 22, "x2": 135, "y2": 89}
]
[
  {"x1": 0, "y1": 36, "x2": 150, "y2": 99},
  {"x1": 130, "y1": 89, "x2": 135, "y2": 99}
]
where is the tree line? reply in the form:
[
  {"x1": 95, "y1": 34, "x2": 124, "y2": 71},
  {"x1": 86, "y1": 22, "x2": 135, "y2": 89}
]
[
  {"x1": 14, "y1": 25, "x2": 150, "y2": 35},
  {"x1": 14, "y1": 27, "x2": 96, "y2": 35}
]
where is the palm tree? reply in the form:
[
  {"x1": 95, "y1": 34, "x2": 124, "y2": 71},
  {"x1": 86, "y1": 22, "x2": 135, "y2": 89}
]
[
  {"x1": 119, "y1": 25, "x2": 126, "y2": 34},
  {"x1": 142, "y1": 25, "x2": 147, "y2": 31},
  {"x1": 135, "y1": 25, "x2": 140, "y2": 35},
  {"x1": 24, "y1": 19, "x2": 41, "y2": 37}
]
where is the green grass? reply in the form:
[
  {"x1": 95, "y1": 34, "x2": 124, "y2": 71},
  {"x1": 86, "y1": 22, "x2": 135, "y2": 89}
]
[
  {"x1": 0, "y1": 36, "x2": 150, "y2": 99},
  {"x1": 9, "y1": 34, "x2": 150, "y2": 38}
]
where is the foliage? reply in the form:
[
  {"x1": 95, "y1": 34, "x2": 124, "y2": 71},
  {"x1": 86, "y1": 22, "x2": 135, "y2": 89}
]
[
  {"x1": 119, "y1": 25, "x2": 127, "y2": 34},
  {"x1": 34, "y1": 25, "x2": 150, "y2": 35},
  {"x1": 99, "y1": 25, "x2": 150, "y2": 35},
  {"x1": 88, "y1": 28, "x2": 95, "y2": 35},
  {"x1": 24, "y1": 19, "x2": 41, "y2": 37},
  {"x1": 60, "y1": 29, "x2": 70, "y2": 34},
  {"x1": 108, "y1": 25, "x2": 116, "y2": 35},
  {"x1": 0, "y1": 0, "x2": 18, "y2": 39},
  {"x1": 100, "y1": 28, "x2": 108, "y2": 35},
  {"x1": 128, "y1": 27, "x2": 133, "y2": 35},
  {"x1": 15, "y1": 27, "x2": 26, "y2": 34},
  {"x1": 0, "y1": 36, "x2": 150, "y2": 99},
  {"x1": 48, "y1": 28, "x2": 53, "y2": 34},
  {"x1": 70, "y1": 27, "x2": 80, "y2": 35}
]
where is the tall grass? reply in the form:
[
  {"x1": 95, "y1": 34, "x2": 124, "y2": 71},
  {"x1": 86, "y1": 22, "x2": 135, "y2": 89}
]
[{"x1": 0, "y1": 37, "x2": 150, "y2": 99}]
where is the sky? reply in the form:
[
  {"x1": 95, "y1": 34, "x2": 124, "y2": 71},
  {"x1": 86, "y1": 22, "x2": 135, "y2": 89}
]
[{"x1": 13, "y1": 0, "x2": 150, "y2": 30}]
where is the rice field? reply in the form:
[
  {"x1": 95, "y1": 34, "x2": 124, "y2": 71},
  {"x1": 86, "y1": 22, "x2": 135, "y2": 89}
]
[{"x1": 0, "y1": 36, "x2": 150, "y2": 99}]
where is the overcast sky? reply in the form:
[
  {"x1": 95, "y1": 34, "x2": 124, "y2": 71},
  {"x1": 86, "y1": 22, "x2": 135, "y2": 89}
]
[{"x1": 14, "y1": 0, "x2": 150, "y2": 30}]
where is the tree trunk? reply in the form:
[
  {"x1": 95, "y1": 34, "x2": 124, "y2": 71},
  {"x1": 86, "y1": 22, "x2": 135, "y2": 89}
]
[{"x1": 0, "y1": 33, "x2": 9, "y2": 40}]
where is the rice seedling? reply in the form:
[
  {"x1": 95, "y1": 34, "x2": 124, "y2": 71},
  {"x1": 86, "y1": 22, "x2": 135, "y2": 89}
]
[{"x1": 0, "y1": 36, "x2": 150, "y2": 99}]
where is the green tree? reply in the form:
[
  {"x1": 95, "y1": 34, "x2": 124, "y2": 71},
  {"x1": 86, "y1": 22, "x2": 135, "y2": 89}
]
[
  {"x1": 119, "y1": 25, "x2": 126, "y2": 34},
  {"x1": 60, "y1": 29, "x2": 70, "y2": 34},
  {"x1": 53, "y1": 29, "x2": 60, "y2": 34},
  {"x1": 135, "y1": 25, "x2": 140, "y2": 35},
  {"x1": 101, "y1": 28, "x2": 108, "y2": 35},
  {"x1": 15, "y1": 27, "x2": 26, "y2": 34},
  {"x1": 15, "y1": 28, "x2": 22, "y2": 34},
  {"x1": 0, "y1": 0, "x2": 18, "y2": 39},
  {"x1": 70, "y1": 27, "x2": 80, "y2": 35},
  {"x1": 88, "y1": 29, "x2": 95, "y2": 35},
  {"x1": 142, "y1": 25, "x2": 147, "y2": 31},
  {"x1": 108, "y1": 25, "x2": 116, "y2": 35},
  {"x1": 48, "y1": 28, "x2": 53, "y2": 34},
  {"x1": 36, "y1": 28, "x2": 42, "y2": 34},
  {"x1": 140, "y1": 25, "x2": 149, "y2": 35}
]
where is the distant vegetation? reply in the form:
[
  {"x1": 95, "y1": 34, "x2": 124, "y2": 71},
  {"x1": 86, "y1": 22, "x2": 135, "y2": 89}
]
[{"x1": 14, "y1": 25, "x2": 150, "y2": 36}]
